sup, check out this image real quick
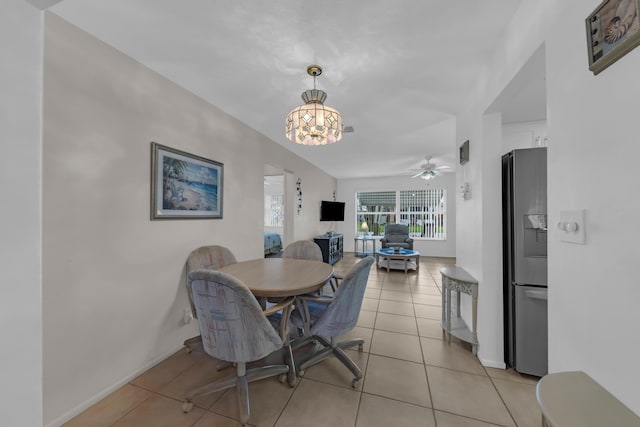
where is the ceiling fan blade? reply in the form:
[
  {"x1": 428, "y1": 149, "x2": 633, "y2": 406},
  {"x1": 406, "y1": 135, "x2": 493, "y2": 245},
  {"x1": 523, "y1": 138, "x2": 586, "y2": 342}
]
[{"x1": 411, "y1": 171, "x2": 424, "y2": 178}]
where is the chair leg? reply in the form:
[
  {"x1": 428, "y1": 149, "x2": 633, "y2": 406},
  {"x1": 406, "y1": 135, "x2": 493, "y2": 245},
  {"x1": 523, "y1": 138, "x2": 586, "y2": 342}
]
[
  {"x1": 183, "y1": 335, "x2": 203, "y2": 354},
  {"x1": 294, "y1": 335, "x2": 365, "y2": 388},
  {"x1": 333, "y1": 347, "x2": 362, "y2": 381},
  {"x1": 315, "y1": 335, "x2": 331, "y2": 347},
  {"x1": 236, "y1": 364, "x2": 250, "y2": 426},
  {"x1": 245, "y1": 364, "x2": 289, "y2": 383},
  {"x1": 283, "y1": 341, "x2": 297, "y2": 387},
  {"x1": 184, "y1": 374, "x2": 237, "y2": 403},
  {"x1": 290, "y1": 334, "x2": 315, "y2": 350},
  {"x1": 336, "y1": 338, "x2": 365, "y2": 352},
  {"x1": 296, "y1": 347, "x2": 333, "y2": 374}
]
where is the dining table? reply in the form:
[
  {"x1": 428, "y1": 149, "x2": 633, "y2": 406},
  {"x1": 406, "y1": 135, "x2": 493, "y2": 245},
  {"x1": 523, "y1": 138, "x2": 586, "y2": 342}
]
[
  {"x1": 218, "y1": 257, "x2": 334, "y2": 298},
  {"x1": 218, "y1": 257, "x2": 333, "y2": 387}
]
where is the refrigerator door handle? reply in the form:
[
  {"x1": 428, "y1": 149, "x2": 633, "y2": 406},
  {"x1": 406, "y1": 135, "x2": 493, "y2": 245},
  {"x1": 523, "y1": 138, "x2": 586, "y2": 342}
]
[{"x1": 524, "y1": 289, "x2": 548, "y2": 300}]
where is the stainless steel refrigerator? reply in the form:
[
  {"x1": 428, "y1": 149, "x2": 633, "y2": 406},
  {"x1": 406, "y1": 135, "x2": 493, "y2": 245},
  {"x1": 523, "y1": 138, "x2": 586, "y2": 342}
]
[{"x1": 502, "y1": 147, "x2": 548, "y2": 377}]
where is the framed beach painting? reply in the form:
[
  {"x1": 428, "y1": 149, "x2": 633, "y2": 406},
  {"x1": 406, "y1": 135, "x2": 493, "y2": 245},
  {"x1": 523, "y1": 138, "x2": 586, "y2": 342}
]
[{"x1": 150, "y1": 142, "x2": 223, "y2": 219}]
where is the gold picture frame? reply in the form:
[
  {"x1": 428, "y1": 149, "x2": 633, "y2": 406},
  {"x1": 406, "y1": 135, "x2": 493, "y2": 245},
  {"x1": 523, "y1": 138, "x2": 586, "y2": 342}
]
[{"x1": 586, "y1": 0, "x2": 640, "y2": 75}]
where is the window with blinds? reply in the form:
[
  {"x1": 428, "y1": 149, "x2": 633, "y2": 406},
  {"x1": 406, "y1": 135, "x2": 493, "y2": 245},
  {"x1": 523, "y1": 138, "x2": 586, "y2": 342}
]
[
  {"x1": 399, "y1": 189, "x2": 446, "y2": 239},
  {"x1": 356, "y1": 191, "x2": 396, "y2": 237},
  {"x1": 264, "y1": 194, "x2": 284, "y2": 227},
  {"x1": 355, "y1": 189, "x2": 446, "y2": 240}
]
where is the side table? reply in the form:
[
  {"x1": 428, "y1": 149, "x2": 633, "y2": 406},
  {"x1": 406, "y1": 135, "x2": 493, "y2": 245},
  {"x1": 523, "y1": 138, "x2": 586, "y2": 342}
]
[
  {"x1": 536, "y1": 371, "x2": 640, "y2": 426},
  {"x1": 441, "y1": 266, "x2": 478, "y2": 355},
  {"x1": 354, "y1": 236, "x2": 376, "y2": 257}
]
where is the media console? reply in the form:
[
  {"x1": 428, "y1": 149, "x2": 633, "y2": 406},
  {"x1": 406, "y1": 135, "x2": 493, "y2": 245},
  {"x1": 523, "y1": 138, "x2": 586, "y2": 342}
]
[{"x1": 314, "y1": 233, "x2": 343, "y2": 265}]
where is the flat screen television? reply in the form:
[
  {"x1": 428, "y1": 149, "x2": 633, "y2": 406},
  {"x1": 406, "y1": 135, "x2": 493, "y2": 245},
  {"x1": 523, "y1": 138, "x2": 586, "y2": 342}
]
[{"x1": 320, "y1": 201, "x2": 345, "y2": 222}]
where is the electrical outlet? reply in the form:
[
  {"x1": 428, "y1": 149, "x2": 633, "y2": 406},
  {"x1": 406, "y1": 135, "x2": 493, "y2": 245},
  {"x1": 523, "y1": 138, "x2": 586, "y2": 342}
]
[{"x1": 183, "y1": 307, "x2": 193, "y2": 325}]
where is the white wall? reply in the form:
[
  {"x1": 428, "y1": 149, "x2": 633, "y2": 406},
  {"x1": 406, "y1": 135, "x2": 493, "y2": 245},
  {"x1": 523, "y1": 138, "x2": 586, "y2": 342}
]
[
  {"x1": 336, "y1": 173, "x2": 456, "y2": 258},
  {"x1": 502, "y1": 120, "x2": 547, "y2": 152},
  {"x1": 0, "y1": 1, "x2": 43, "y2": 425},
  {"x1": 42, "y1": 14, "x2": 335, "y2": 425},
  {"x1": 545, "y1": 1, "x2": 640, "y2": 415},
  {"x1": 457, "y1": 0, "x2": 640, "y2": 414}
]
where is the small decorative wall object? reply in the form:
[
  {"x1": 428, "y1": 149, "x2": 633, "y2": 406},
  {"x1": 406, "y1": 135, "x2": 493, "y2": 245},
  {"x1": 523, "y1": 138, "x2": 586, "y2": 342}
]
[
  {"x1": 459, "y1": 140, "x2": 470, "y2": 165},
  {"x1": 586, "y1": 0, "x2": 640, "y2": 75},
  {"x1": 533, "y1": 136, "x2": 549, "y2": 147},
  {"x1": 460, "y1": 182, "x2": 471, "y2": 200},
  {"x1": 296, "y1": 178, "x2": 302, "y2": 214},
  {"x1": 150, "y1": 142, "x2": 223, "y2": 219}
]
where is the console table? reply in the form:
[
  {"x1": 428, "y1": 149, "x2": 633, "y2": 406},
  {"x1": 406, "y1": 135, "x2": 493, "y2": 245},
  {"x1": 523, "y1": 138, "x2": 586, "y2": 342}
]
[
  {"x1": 440, "y1": 266, "x2": 478, "y2": 355},
  {"x1": 536, "y1": 371, "x2": 640, "y2": 427},
  {"x1": 314, "y1": 233, "x2": 343, "y2": 265}
]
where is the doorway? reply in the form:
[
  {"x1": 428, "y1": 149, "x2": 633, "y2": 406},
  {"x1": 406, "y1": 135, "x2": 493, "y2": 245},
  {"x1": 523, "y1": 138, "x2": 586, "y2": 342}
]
[{"x1": 264, "y1": 164, "x2": 295, "y2": 256}]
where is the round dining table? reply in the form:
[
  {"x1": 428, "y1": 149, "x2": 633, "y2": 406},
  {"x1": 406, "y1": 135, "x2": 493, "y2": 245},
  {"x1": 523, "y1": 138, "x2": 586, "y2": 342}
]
[{"x1": 218, "y1": 258, "x2": 334, "y2": 298}]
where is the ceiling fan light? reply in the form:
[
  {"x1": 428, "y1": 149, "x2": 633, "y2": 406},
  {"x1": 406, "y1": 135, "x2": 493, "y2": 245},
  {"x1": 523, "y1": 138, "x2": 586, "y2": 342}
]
[{"x1": 420, "y1": 171, "x2": 436, "y2": 180}]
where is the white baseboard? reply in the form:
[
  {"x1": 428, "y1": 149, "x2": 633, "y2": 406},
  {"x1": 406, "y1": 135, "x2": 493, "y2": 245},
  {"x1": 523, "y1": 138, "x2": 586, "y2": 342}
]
[
  {"x1": 479, "y1": 356, "x2": 506, "y2": 369},
  {"x1": 45, "y1": 344, "x2": 184, "y2": 427}
]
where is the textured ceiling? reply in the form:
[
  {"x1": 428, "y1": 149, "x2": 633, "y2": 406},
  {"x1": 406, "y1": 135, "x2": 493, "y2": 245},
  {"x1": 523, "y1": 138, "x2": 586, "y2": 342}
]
[{"x1": 50, "y1": 0, "x2": 541, "y2": 179}]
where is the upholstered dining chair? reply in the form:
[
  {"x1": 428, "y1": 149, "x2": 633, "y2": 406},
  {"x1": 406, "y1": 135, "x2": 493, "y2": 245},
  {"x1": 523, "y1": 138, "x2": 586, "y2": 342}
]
[
  {"x1": 182, "y1": 270, "x2": 295, "y2": 426},
  {"x1": 290, "y1": 256, "x2": 374, "y2": 388},
  {"x1": 380, "y1": 223, "x2": 414, "y2": 250},
  {"x1": 282, "y1": 240, "x2": 323, "y2": 261},
  {"x1": 184, "y1": 245, "x2": 238, "y2": 353},
  {"x1": 282, "y1": 240, "x2": 339, "y2": 293}
]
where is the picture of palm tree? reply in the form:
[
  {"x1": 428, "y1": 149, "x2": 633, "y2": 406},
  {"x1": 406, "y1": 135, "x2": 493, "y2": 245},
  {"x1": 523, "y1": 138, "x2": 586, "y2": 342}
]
[{"x1": 151, "y1": 143, "x2": 223, "y2": 219}]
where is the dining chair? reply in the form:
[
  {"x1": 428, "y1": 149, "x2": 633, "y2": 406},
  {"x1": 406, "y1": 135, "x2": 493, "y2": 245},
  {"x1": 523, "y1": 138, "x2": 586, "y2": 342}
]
[
  {"x1": 290, "y1": 256, "x2": 374, "y2": 388},
  {"x1": 282, "y1": 240, "x2": 323, "y2": 261},
  {"x1": 183, "y1": 270, "x2": 295, "y2": 426},
  {"x1": 283, "y1": 240, "x2": 339, "y2": 293},
  {"x1": 184, "y1": 245, "x2": 237, "y2": 353}
]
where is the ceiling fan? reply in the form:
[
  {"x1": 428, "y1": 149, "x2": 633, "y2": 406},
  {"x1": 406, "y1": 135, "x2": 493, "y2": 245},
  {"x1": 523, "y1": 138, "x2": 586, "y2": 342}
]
[{"x1": 409, "y1": 157, "x2": 452, "y2": 180}]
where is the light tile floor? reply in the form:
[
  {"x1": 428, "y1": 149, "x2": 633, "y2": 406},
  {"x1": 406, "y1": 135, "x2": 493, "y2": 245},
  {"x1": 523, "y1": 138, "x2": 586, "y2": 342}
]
[{"x1": 64, "y1": 254, "x2": 541, "y2": 427}]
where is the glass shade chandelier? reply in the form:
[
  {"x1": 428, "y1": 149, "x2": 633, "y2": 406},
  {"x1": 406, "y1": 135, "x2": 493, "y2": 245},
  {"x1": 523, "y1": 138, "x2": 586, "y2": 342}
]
[{"x1": 285, "y1": 65, "x2": 343, "y2": 146}]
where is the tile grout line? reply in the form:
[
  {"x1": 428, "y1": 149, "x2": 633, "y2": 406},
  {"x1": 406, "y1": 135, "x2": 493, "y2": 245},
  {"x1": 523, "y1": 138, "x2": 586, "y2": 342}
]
[
  {"x1": 106, "y1": 384, "x2": 155, "y2": 427},
  {"x1": 484, "y1": 369, "x2": 520, "y2": 427}
]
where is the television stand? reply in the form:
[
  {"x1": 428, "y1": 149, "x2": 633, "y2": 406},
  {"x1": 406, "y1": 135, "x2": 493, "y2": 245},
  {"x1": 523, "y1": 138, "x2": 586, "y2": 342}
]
[{"x1": 314, "y1": 233, "x2": 343, "y2": 265}]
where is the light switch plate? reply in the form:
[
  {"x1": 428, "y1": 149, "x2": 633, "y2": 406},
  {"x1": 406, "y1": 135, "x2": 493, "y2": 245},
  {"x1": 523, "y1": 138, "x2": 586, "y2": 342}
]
[{"x1": 558, "y1": 210, "x2": 586, "y2": 244}]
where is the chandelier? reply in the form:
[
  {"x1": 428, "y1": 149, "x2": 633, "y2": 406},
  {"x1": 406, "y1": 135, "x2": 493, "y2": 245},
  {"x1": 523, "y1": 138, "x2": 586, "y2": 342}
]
[{"x1": 285, "y1": 65, "x2": 343, "y2": 146}]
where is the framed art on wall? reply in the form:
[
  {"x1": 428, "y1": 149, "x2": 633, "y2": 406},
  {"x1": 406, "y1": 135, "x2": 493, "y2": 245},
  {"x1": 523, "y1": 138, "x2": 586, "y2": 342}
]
[
  {"x1": 459, "y1": 140, "x2": 470, "y2": 165},
  {"x1": 150, "y1": 142, "x2": 223, "y2": 219},
  {"x1": 586, "y1": 0, "x2": 640, "y2": 75}
]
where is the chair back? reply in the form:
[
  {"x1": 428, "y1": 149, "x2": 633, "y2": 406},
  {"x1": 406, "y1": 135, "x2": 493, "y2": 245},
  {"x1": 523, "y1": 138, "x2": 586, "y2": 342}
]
[
  {"x1": 282, "y1": 240, "x2": 323, "y2": 261},
  {"x1": 384, "y1": 224, "x2": 409, "y2": 239},
  {"x1": 186, "y1": 245, "x2": 237, "y2": 273},
  {"x1": 188, "y1": 269, "x2": 283, "y2": 363},
  {"x1": 186, "y1": 246, "x2": 237, "y2": 318},
  {"x1": 310, "y1": 256, "x2": 374, "y2": 337}
]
